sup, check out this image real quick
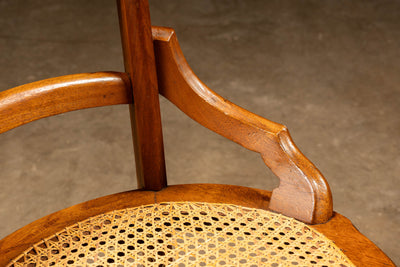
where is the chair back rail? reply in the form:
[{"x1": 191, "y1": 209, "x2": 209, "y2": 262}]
[
  {"x1": 0, "y1": 72, "x2": 131, "y2": 134},
  {"x1": 0, "y1": 27, "x2": 332, "y2": 224}
]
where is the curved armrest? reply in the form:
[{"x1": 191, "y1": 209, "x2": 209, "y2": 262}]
[
  {"x1": 0, "y1": 72, "x2": 131, "y2": 134},
  {"x1": 0, "y1": 28, "x2": 333, "y2": 224},
  {"x1": 152, "y1": 26, "x2": 333, "y2": 224}
]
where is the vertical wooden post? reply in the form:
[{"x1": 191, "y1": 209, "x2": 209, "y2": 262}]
[{"x1": 117, "y1": 0, "x2": 167, "y2": 190}]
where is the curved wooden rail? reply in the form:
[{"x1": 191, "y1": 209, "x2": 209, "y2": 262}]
[
  {"x1": 0, "y1": 28, "x2": 332, "y2": 224},
  {"x1": 0, "y1": 72, "x2": 131, "y2": 134},
  {"x1": 152, "y1": 26, "x2": 332, "y2": 224},
  {"x1": 0, "y1": 185, "x2": 394, "y2": 266}
]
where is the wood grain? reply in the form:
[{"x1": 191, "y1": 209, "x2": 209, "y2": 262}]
[
  {"x1": 0, "y1": 27, "x2": 332, "y2": 223},
  {"x1": 152, "y1": 26, "x2": 332, "y2": 224},
  {"x1": 0, "y1": 26, "x2": 393, "y2": 266},
  {"x1": 0, "y1": 72, "x2": 131, "y2": 134},
  {"x1": 117, "y1": 0, "x2": 167, "y2": 191},
  {"x1": 0, "y1": 185, "x2": 393, "y2": 266},
  {"x1": 312, "y1": 213, "x2": 396, "y2": 266}
]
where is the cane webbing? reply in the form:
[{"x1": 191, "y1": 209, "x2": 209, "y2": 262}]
[{"x1": 8, "y1": 202, "x2": 354, "y2": 266}]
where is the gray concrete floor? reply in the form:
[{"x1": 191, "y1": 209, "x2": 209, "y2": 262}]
[{"x1": 0, "y1": 0, "x2": 399, "y2": 264}]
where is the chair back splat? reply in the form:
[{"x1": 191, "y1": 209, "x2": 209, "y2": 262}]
[{"x1": 117, "y1": 0, "x2": 167, "y2": 191}]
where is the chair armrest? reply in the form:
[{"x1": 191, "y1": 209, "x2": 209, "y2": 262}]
[
  {"x1": 0, "y1": 72, "x2": 131, "y2": 134},
  {"x1": 0, "y1": 27, "x2": 333, "y2": 224},
  {"x1": 153, "y1": 26, "x2": 333, "y2": 224}
]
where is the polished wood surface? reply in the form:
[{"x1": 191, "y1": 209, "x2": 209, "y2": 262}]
[
  {"x1": 117, "y1": 0, "x2": 167, "y2": 191},
  {"x1": 0, "y1": 27, "x2": 332, "y2": 224},
  {"x1": 152, "y1": 26, "x2": 332, "y2": 224},
  {"x1": 0, "y1": 1, "x2": 394, "y2": 264},
  {"x1": 313, "y1": 213, "x2": 396, "y2": 266},
  {"x1": 0, "y1": 26, "x2": 332, "y2": 224},
  {"x1": 0, "y1": 185, "x2": 394, "y2": 266},
  {"x1": 0, "y1": 72, "x2": 131, "y2": 134},
  {"x1": 0, "y1": 185, "x2": 269, "y2": 265}
]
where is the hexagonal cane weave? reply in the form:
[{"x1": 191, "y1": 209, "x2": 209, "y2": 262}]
[{"x1": 8, "y1": 202, "x2": 354, "y2": 266}]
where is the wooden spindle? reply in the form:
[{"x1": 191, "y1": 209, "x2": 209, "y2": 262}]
[{"x1": 117, "y1": 0, "x2": 167, "y2": 190}]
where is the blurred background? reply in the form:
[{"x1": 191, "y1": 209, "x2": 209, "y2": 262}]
[{"x1": 0, "y1": 0, "x2": 399, "y2": 264}]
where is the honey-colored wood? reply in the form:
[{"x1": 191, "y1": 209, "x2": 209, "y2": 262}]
[
  {"x1": 0, "y1": 72, "x2": 131, "y2": 134},
  {"x1": 313, "y1": 213, "x2": 396, "y2": 266},
  {"x1": 0, "y1": 185, "x2": 393, "y2": 266},
  {"x1": 0, "y1": 27, "x2": 331, "y2": 224},
  {"x1": 152, "y1": 26, "x2": 332, "y2": 224},
  {"x1": 117, "y1": 0, "x2": 167, "y2": 191},
  {"x1": 0, "y1": 27, "x2": 334, "y2": 224},
  {"x1": 0, "y1": 3, "x2": 394, "y2": 265},
  {"x1": 0, "y1": 184, "x2": 269, "y2": 265},
  {"x1": 0, "y1": 190, "x2": 155, "y2": 266}
]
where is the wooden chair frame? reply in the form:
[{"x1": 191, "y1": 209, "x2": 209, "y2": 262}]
[{"x1": 0, "y1": 1, "x2": 394, "y2": 266}]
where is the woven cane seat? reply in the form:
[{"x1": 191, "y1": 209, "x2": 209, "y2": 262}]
[{"x1": 9, "y1": 202, "x2": 354, "y2": 267}]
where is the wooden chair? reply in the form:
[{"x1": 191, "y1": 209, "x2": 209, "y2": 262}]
[{"x1": 0, "y1": 0, "x2": 394, "y2": 266}]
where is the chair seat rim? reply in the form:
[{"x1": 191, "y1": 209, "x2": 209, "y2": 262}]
[
  {"x1": 7, "y1": 201, "x2": 355, "y2": 266},
  {"x1": 0, "y1": 183, "x2": 394, "y2": 266}
]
